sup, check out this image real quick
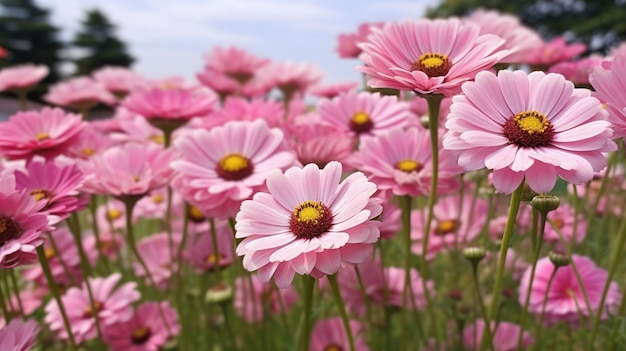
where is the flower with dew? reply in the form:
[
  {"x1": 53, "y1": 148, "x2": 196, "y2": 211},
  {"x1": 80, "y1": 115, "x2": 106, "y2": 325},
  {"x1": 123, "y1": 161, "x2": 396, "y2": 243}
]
[
  {"x1": 233, "y1": 274, "x2": 298, "y2": 322},
  {"x1": 44, "y1": 77, "x2": 116, "y2": 111},
  {"x1": 103, "y1": 301, "x2": 180, "y2": 351},
  {"x1": 463, "y1": 320, "x2": 534, "y2": 351},
  {"x1": 235, "y1": 161, "x2": 382, "y2": 288},
  {"x1": 357, "y1": 18, "x2": 507, "y2": 96},
  {"x1": 0, "y1": 107, "x2": 84, "y2": 161},
  {"x1": 171, "y1": 119, "x2": 297, "y2": 219},
  {"x1": 309, "y1": 317, "x2": 369, "y2": 351},
  {"x1": 0, "y1": 318, "x2": 39, "y2": 351},
  {"x1": 44, "y1": 272, "x2": 141, "y2": 344},
  {"x1": 318, "y1": 91, "x2": 413, "y2": 141},
  {"x1": 518, "y1": 255, "x2": 621, "y2": 325},
  {"x1": 443, "y1": 70, "x2": 616, "y2": 194},
  {"x1": 411, "y1": 194, "x2": 488, "y2": 260},
  {"x1": 351, "y1": 127, "x2": 461, "y2": 197},
  {"x1": 589, "y1": 52, "x2": 626, "y2": 139},
  {"x1": 0, "y1": 64, "x2": 49, "y2": 93}
]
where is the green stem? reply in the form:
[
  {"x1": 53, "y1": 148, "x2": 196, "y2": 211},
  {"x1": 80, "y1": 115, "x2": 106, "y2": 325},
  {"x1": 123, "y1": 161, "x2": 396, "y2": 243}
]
[
  {"x1": 209, "y1": 217, "x2": 223, "y2": 282},
  {"x1": 536, "y1": 267, "x2": 559, "y2": 349},
  {"x1": 328, "y1": 274, "x2": 356, "y2": 351},
  {"x1": 354, "y1": 266, "x2": 374, "y2": 345},
  {"x1": 472, "y1": 263, "x2": 494, "y2": 351},
  {"x1": 0, "y1": 274, "x2": 9, "y2": 319},
  {"x1": 89, "y1": 196, "x2": 110, "y2": 273},
  {"x1": 608, "y1": 287, "x2": 626, "y2": 349},
  {"x1": 480, "y1": 183, "x2": 524, "y2": 351},
  {"x1": 399, "y1": 195, "x2": 413, "y2": 349},
  {"x1": 300, "y1": 275, "x2": 316, "y2": 351},
  {"x1": 8, "y1": 269, "x2": 24, "y2": 316}
]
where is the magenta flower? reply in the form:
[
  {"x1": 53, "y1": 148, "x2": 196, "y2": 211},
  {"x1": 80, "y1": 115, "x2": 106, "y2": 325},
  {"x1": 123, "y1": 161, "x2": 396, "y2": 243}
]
[
  {"x1": 0, "y1": 107, "x2": 84, "y2": 161},
  {"x1": 172, "y1": 120, "x2": 297, "y2": 219},
  {"x1": 526, "y1": 37, "x2": 587, "y2": 67},
  {"x1": 0, "y1": 318, "x2": 39, "y2": 351},
  {"x1": 0, "y1": 64, "x2": 49, "y2": 92},
  {"x1": 357, "y1": 18, "x2": 507, "y2": 96},
  {"x1": 518, "y1": 255, "x2": 621, "y2": 325},
  {"x1": 590, "y1": 52, "x2": 626, "y2": 139},
  {"x1": 194, "y1": 97, "x2": 284, "y2": 130},
  {"x1": 352, "y1": 127, "x2": 461, "y2": 197},
  {"x1": 44, "y1": 77, "x2": 116, "y2": 110},
  {"x1": 233, "y1": 274, "x2": 298, "y2": 322},
  {"x1": 123, "y1": 88, "x2": 217, "y2": 123},
  {"x1": 463, "y1": 320, "x2": 534, "y2": 351},
  {"x1": 44, "y1": 272, "x2": 141, "y2": 344},
  {"x1": 103, "y1": 301, "x2": 180, "y2": 351},
  {"x1": 309, "y1": 317, "x2": 369, "y2": 351},
  {"x1": 443, "y1": 70, "x2": 616, "y2": 194},
  {"x1": 548, "y1": 55, "x2": 604, "y2": 86},
  {"x1": 235, "y1": 161, "x2": 382, "y2": 288},
  {"x1": 318, "y1": 91, "x2": 412, "y2": 139}
]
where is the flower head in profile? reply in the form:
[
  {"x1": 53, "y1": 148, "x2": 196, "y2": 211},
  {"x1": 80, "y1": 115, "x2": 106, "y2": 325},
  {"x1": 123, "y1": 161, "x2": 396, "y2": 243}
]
[
  {"x1": 44, "y1": 77, "x2": 116, "y2": 111},
  {"x1": 589, "y1": 52, "x2": 626, "y2": 139},
  {"x1": 463, "y1": 320, "x2": 534, "y2": 351},
  {"x1": 235, "y1": 162, "x2": 382, "y2": 288},
  {"x1": 357, "y1": 18, "x2": 507, "y2": 96},
  {"x1": 309, "y1": 317, "x2": 369, "y2": 351},
  {"x1": 0, "y1": 64, "x2": 49, "y2": 92},
  {"x1": 526, "y1": 37, "x2": 586, "y2": 68},
  {"x1": 336, "y1": 21, "x2": 385, "y2": 59},
  {"x1": 255, "y1": 61, "x2": 323, "y2": 99},
  {"x1": 123, "y1": 88, "x2": 217, "y2": 123},
  {"x1": 308, "y1": 82, "x2": 359, "y2": 99},
  {"x1": 444, "y1": 70, "x2": 616, "y2": 194},
  {"x1": 92, "y1": 66, "x2": 147, "y2": 99},
  {"x1": 548, "y1": 55, "x2": 604, "y2": 86},
  {"x1": 0, "y1": 318, "x2": 40, "y2": 351}
]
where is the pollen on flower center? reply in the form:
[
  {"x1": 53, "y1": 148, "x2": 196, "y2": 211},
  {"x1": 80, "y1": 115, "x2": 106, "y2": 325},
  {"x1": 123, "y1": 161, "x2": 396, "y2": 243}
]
[
  {"x1": 106, "y1": 208, "x2": 123, "y2": 221},
  {"x1": 324, "y1": 345, "x2": 344, "y2": 351},
  {"x1": 289, "y1": 200, "x2": 333, "y2": 240},
  {"x1": 216, "y1": 153, "x2": 254, "y2": 181},
  {"x1": 188, "y1": 205, "x2": 206, "y2": 223},
  {"x1": 411, "y1": 53, "x2": 453, "y2": 78},
  {"x1": 149, "y1": 134, "x2": 164, "y2": 145},
  {"x1": 131, "y1": 326, "x2": 151, "y2": 344},
  {"x1": 30, "y1": 189, "x2": 51, "y2": 202},
  {"x1": 435, "y1": 219, "x2": 459, "y2": 236},
  {"x1": 349, "y1": 111, "x2": 374, "y2": 134},
  {"x1": 82, "y1": 301, "x2": 104, "y2": 318},
  {"x1": 44, "y1": 247, "x2": 57, "y2": 259},
  {"x1": 207, "y1": 253, "x2": 224, "y2": 264},
  {"x1": 35, "y1": 132, "x2": 49, "y2": 141},
  {"x1": 503, "y1": 110, "x2": 554, "y2": 148},
  {"x1": 0, "y1": 216, "x2": 22, "y2": 245},
  {"x1": 152, "y1": 194, "x2": 164, "y2": 204},
  {"x1": 395, "y1": 159, "x2": 423, "y2": 173}
]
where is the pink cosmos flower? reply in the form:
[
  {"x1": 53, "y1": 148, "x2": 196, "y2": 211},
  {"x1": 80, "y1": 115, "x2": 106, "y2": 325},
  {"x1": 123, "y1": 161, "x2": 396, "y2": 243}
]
[
  {"x1": 357, "y1": 18, "x2": 507, "y2": 96},
  {"x1": 543, "y1": 202, "x2": 586, "y2": 244},
  {"x1": 185, "y1": 219, "x2": 233, "y2": 272},
  {"x1": 526, "y1": 37, "x2": 587, "y2": 68},
  {"x1": 309, "y1": 82, "x2": 359, "y2": 99},
  {"x1": 0, "y1": 318, "x2": 39, "y2": 351},
  {"x1": 96, "y1": 198, "x2": 127, "y2": 232},
  {"x1": 134, "y1": 233, "x2": 179, "y2": 289},
  {"x1": 15, "y1": 158, "x2": 87, "y2": 224},
  {"x1": 443, "y1": 70, "x2": 616, "y2": 194},
  {"x1": 44, "y1": 77, "x2": 116, "y2": 110},
  {"x1": 336, "y1": 22, "x2": 385, "y2": 59},
  {"x1": 288, "y1": 116, "x2": 353, "y2": 168},
  {"x1": 235, "y1": 161, "x2": 382, "y2": 288},
  {"x1": 133, "y1": 188, "x2": 170, "y2": 220},
  {"x1": 379, "y1": 200, "x2": 401, "y2": 239},
  {"x1": 233, "y1": 274, "x2": 298, "y2": 322},
  {"x1": 466, "y1": 9, "x2": 543, "y2": 64},
  {"x1": 0, "y1": 107, "x2": 84, "y2": 161},
  {"x1": 411, "y1": 194, "x2": 488, "y2": 260},
  {"x1": 103, "y1": 301, "x2": 180, "y2": 351},
  {"x1": 318, "y1": 91, "x2": 412, "y2": 140},
  {"x1": 171, "y1": 120, "x2": 297, "y2": 219},
  {"x1": 92, "y1": 66, "x2": 146, "y2": 98},
  {"x1": 518, "y1": 255, "x2": 621, "y2": 325},
  {"x1": 193, "y1": 97, "x2": 284, "y2": 130},
  {"x1": 463, "y1": 320, "x2": 534, "y2": 351},
  {"x1": 0, "y1": 64, "x2": 49, "y2": 92},
  {"x1": 79, "y1": 142, "x2": 176, "y2": 198},
  {"x1": 256, "y1": 61, "x2": 323, "y2": 99},
  {"x1": 65, "y1": 125, "x2": 114, "y2": 160},
  {"x1": 44, "y1": 272, "x2": 141, "y2": 344},
  {"x1": 589, "y1": 52, "x2": 626, "y2": 139},
  {"x1": 352, "y1": 127, "x2": 461, "y2": 197},
  {"x1": 548, "y1": 55, "x2": 604, "y2": 86},
  {"x1": 7, "y1": 287, "x2": 46, "y2": 317},
  {"x1": 122, "y1": 88, "x2": 217, "y2": 123},
  {"x1": 309, "y1": 317, "x2": 369, "y2": 351},
  {"x1": 110, "y1": 115, "x2": 165, "y2": 146}
]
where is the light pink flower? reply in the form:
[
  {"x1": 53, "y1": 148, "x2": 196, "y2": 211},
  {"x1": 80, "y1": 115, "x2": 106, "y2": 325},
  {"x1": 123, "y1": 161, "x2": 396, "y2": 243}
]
[
  {"x1": 548, "y1": 55, "x2": 605, "y2": 85},
  {"x1": 133, "y1": 188, "x2": 169, "y2": 220},
  {"x1": 103, "y1": 301, "x2": 179, "y2": 351},
  {"x1": 526, "y1": 37, "x2": 587, "y2": 67},
  {"x1": 357, "y1": 18, "x2": 507, "y2": 96},
  {"x1": 92, "y1": 66, "x2": 146, "y2": 98},
  {"x1": 309, "y1": 317, "x2": 369, "y2": 351},
  {"x1": 0, "y1": 107, "x2": 84, "y2": 161},
  {"x1": 352, "y1": 127, "x2": 461, "y2": 197},
  {"x1": 0, "y1": 64, "x2": 49, "y2": 92},
  {"x1": 288, "y1": 116, "x2": 353, "y2": 168},
  {"x1": 589, "y1": 52, "x2": 626, "y2": 139},
  {"x1": 318, "y1": 91, "x2": 412, "y2": 139},
  {"x1": 79, "y1": 142, "x2": 176, "y2": 198},
  {"x1": 443, "y1": 70, "x2": 616, "y2": 194},
  {"x1": 65, "y1": 125, "x2": 114, "y2": 160},
  {"x1": 233, "y1": 274, "x2": 298, "y2": 322},
  {"x1": 309, "y1": 82, "x2": 359, "y2": 99},
  {"x1": 256, "y1": 61, "x2": 323, "y2": 98},
  {"x1": 123, "y1": 88, "x2": 217, "y2": 122},
  {"x1": 7, "y1": 287, "x2": 46, "y2": 317},
  {"x1": 411, "y1": 194, "x2": 488, "y2": 260},
  {"x1": 44, "y1": 77, "x2": 116, "y2": 110},
  {"x1": 44, "y1": 272, "x2": 141, "y2": 344},
  {"x1": 110, "y1": 115, "x2": 165, "y2": 146},
  {"x1": 463, "y1": 320, "x2": 534, "y2": 351},
  {"x1": 235, "y1": 161, "x2": 382, "y2": 288},
  {"x1": 336, "y1": 22, "x2": 385, "y2": 59},
  {"x1": 0, "y1": 318, "x2": 39, "y2": 351},
  {"x1": 193, "y1": 97, "x2": 284, "y2": 130},
  {"x1": 544, "y1": 202, "x2": 586, "y2": 244},
  {"x1": 134, "y1": 233, "x2": 179, "y2": 289},
  {"x1": 518, "y1": 255, "x2": 621, "y2": 325},
  {"x1": 171, "y1": 120, "x2": 297, "y2": 219},
  {"x1": 96, "y1": 198, "x2": 127, "y2": 231}
]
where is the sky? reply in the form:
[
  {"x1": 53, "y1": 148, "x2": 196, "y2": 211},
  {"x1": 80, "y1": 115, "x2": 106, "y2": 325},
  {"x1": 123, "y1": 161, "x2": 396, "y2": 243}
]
[{"x1": 38, "y1": 0, "x2": 440, "y2": 85}]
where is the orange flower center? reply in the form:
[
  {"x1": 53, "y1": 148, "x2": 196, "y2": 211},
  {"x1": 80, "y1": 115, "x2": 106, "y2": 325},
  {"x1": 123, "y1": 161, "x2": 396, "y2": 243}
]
[
  {"x1": 106, "y1": 208, "x2": 123, "y2": 221},
  {"x1": 82, "y1": 301, "x2": 104, "y2": 318},
  {"x1": 435, "y1": 219, "x2": 459, "y2": 236},
  {"x1": 188, "y1": 205, "x2": 206, "y2": 222},
  {"x1": 131, "y1": 326, "x2": 151, "y2": 344}
]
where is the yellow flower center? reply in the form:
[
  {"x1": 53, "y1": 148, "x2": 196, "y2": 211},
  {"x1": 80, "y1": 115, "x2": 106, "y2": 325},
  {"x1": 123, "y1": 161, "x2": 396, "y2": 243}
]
[
  {"x1": 106, "y1": 208, "x2": 123, "y2": 221},
  {"x1": 411, "y1": 53, "x2": 453, "y2": 77},
  {"x1": 395, "y1": 159, "x2": 422, "y2": 173},
  {"x1": 216, "y1": 153, "x2": 253, "y2": 180},
  {"x1": 149, "y1": 134, "x2": 164, "y2": 145},
  {"x1": 552, "y1": 218, "x2": 564, "y2": 229},
  {"x1": 82, "y1": 147, "x2": 95, "y2": 157},
  {"x1": 30, "y1": 189, "x2": 50, "y2": 202},
  {"x1": 516, "y1": 113, "x2": 549, "y2": 134},
  {"x1": 289, "y1": 201, "x2": 333, "y2": 239},
  {"x1": 188, "y1": 205, "x2": 206, "y2": 222},
  {"x1": 82, "y1": 301, "x2": 103, "y2": 318},
  {"x1": 352, "y1": 112, "x2": 370, "y2": 125},
  {"x1": 131, "y1": 326, "x2": 151, "y2": 344},
  {"x1": 207, "y1": 253, "x2": 224, "y2": 264},
  {"x1": 35, "y1": 132, "x2": 49, "y2": 141},
  {"x1": 324, "y1": 345, "x2": 343, "y2": 351},
  {"x1": 435, "y1": 219, "x2": 459, "y2": 236},
  {"x1": 152, "y1": 194, "x2": 164, "y2": 204},
  {"x1": 44, "y1": 247, "x2": 57, "y2": 259},
  {"x1": 349, "y1": 111, "x2": 373, "y2": 134},
  {"x1": 503, "y1": 110, "x2": 554, "y2": 148}
]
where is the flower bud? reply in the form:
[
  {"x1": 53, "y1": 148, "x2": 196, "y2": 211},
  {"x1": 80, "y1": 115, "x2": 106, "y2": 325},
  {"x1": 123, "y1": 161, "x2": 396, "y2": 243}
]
[
  {"x1": 205, "y1": 284, "x2": 233, "y2": 304},
  {"x1": 549, "y1": 250, "x2": 570, "y2": 267},
  {"x1": 463, "y1": 246, "x2": 486, "y2": 264},
  {"x1": 531, "y1": 194, "x2": 560, "y2": 214}
]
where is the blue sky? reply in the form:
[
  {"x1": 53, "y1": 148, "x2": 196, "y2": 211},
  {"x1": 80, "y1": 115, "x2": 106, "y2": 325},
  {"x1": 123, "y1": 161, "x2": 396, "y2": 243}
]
[{"x1": 39, "y1": 0, "x2": 440, "y2": 85}]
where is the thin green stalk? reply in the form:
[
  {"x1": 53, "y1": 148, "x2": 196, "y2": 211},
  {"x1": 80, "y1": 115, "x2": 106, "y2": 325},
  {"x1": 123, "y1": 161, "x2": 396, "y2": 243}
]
[
  {"x1": 536, "y1": 267, "x2": 559, "y2": 349},
  {"x1": 328, "y1": 274, "x2": 356, "y2": 351},
  {"x1": 209, "y1": 217, "x2": 223, "y2": 282},
  {"x1": 0, "y1": 274, "x2": 10, "y2": 319},
  {"x1": 354, "y1": 266, "x2": 374, "y2": 331},
  {"x1": 608, "y1": 287, "x2": 626, "y2": 349},
  {"x1": 300, "y1": 275, "x2": 316, "y2": 351},
  {"x1": 220, "y1": 303, "x2": 238, "y2": 350},
  {"x1": 89, "y1": 196, "x2": 110, "y2": 273},
  {"x1": 8, "y1": 269, "x2": 24, "y2": 316},
  {"x1": 399, "y1": 195, "x2": 413, "y2": 349},
  {"x1": 472, "y1": 263, "x2": 494, "y2": 351}
]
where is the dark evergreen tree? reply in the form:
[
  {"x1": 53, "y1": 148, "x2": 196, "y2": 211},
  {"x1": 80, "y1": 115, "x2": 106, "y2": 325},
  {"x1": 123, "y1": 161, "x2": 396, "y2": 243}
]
[
  {"x1": 72, "y1": 9, "x2": 134, "y2": 76},
  {"x1": 0, "y1": 0, "x2": 64, "y2": 95}
]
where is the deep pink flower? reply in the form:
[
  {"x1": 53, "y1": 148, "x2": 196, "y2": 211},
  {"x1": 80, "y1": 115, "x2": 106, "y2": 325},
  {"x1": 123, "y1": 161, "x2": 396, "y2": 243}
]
[
  {"x1": 357, "y1": 18, "x2": 507, "y2": 96},
  {"x1": 0, "y1": 64, "x2": 49, "y2": 92},
  {"x1": 92, "y1": 66, "x2": 147, "y2": 98},
  {"x1": 103, "y1": 301, "x2": 180, "y2": 351},
  {"x1": 548, "y1": 55, "x2": 604, "y2": 85},
  {"x1": 123, "y1": 88, "x2": 217, "y2": 122},
  {"x1": 0, "y1": 318, "x2": 39, "y2": 351},
  {"x1": 518, "y1": 255, "x2": 621, "y2": 325},
  {"x1": 526, "y1": 37, "x2": 587, "y2": 67},
  {"x1": 443, "y1": 70, "x2": 616, "y2": 194},
  {"x1": 233, "y1": 274, "x2": 298, "y2": 322},
  {"x1": 44, "y1": 77, "x2": 116, "y2": 110},
  {"x1": 309, "y1": 317, "x2": 369, "y2": 351},
  {"x1": 352, "y1": 127, "x2": 461, "y2": 197},
  {"x1": 235, "y1": 161, "x2": 382, "y2": 288},
  {"x1": 463, "y1": 320, "x2": 534, "y2": 351},
  {"x1": 44, "y1": 272, "x2": 141, "y2": 344},
  {"x1": 309, "y1": 82, "x2": 359, "y2": 99},
  {"x1": 171, "y1": 120, "x2": 297, "y2": 219},
  {"x1": 0, "y1": 107, "x2": 84, "y2": 161},
  {"x1": 336, "y1": 22, "x2": 385, "y2": 59},
  {"x1": 589, "y1": 52, "x2": 626, "y2": 139}
]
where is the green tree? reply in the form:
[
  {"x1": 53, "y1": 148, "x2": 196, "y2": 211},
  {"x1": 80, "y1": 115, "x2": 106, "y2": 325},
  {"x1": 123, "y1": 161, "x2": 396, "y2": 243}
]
[
  {"x1": 426, "y1": 0, "x2": 626, "y2": 52},
  {"x1": 72, "y1": 9, "x2": 134, "y2": 76},
  {"x1": 0, "y1": 0, "x2": 64, "y2": 95}
]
